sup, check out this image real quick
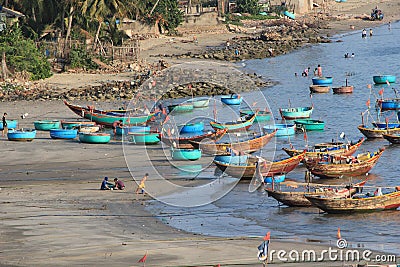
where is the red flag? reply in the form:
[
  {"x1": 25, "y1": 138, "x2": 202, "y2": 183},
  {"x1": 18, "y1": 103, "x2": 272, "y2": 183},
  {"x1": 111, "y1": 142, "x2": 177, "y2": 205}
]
[
  {"x1": 367, "y1": 84, "x2": 372, "y2": 89},
  {"x1": 378, "y1": 88, "x2": 384, "y2": 95},
  {"x1": 252, "y1": 102, "x2": 257, "y2": 107},
  {"x1": 385, "y1": 117, "x2": 389, "y2": 123},
  {"x1": 337, "y1": 228, "x2": 341, "y2": 239},
  {"x1": 263, "y1": 231, "x2": 271, "y2": 241},
  {"x1": 163, "y1": 116, "x2": 170, "y2": 124},
  {"x1": 167, "y1": 128, "x2": 171, "y2": 136},
  {"x1": 366, "y1": 99, "x2": 370, "y2": 107},
  {"x1": 138, "y1": 252, "x2": 147, "y2": 263},
  {"x1": 162, "y1": 108, "x2": 167, "y2": 115},
  {"x1": 303, "y1": 131, "x2": 308, "y2": 141}
]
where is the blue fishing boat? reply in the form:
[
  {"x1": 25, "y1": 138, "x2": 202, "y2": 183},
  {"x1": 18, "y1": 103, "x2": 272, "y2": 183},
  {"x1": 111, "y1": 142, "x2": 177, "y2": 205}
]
[
  {"x1": 180, "y1": 122, "x2": 204, "y2": 133},
  {"x1": 171, "y1": 148, "x2": 202, "y2": 161},
  {"x1": 264, "y1": 174, "x2": 286, "y2": 184},
  {"x1": 34, "y1": 120, "x2": 60, "y2": 131},
  {"x1": 214, "y1": 154, "x2": 249, "y2": 164},
  {"x1": 279, "y1": 106, "x2": 313, "y2": 119},
  {"x1": 283, "y1": 11, "x2": 295, "y2": 19},
  {"x1": 239, "y1": 109, "x2": 272, "y2": 122},
  {"x1": 50, "y1": 129, "x2": 78, "y2": 139},
  {"x1": 116, "y1": 125, "x2": 150, "y2": 135},
  {"x1": 220, "y1": 94, "x2": 242, "y2": 105},
  {"x1": 128, "y1": 132, "x2": 160, "y2": 145},
  {"x1": 376, "y1": 98, "x2": 400, "y2": 111},
  {"x1": 7, "y1": 129, "x2": 36, "y2": 141},
  {"x1": 167, "y1": 103, "x2": 194, "y2": 113},
  {"x1": 263, "y1": 124, "x2": 295, "y2": 136},
  {"x1": 79, "y1": 132, "x2": 111, "y2": 144},
  {"x1": 294, "y1": 119, "x2": 325, "y2": 131},
  {"x1": 372, "y1": 122, "x2": 400, "y2": 129},
  {"x1": 189, "y1": 97, "x2": 210, "y2": 108},
  {"x1": 312, "y1": 77, "x2": 333, "y2": 85},
  {"x1": 0, "y1": 119, "x2": 18, "y2": 130},
  {"x1": 373, "y1": 75, "x2": 396, "y2": 84}
]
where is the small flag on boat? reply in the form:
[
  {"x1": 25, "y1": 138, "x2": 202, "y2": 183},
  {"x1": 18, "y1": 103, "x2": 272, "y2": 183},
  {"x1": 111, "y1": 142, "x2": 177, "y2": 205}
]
[
  {"x1": 138, "y1": 251, "x2": 147, "y2": 263},
  {"x1": 252, "y1": 102, "x2": 257, "y2": 107},
  {"x1": 367, "y1": 84, "x2": 372, "y2": 89},
  {"x1": 340, "y1": 132, "x2": 346, "y2": 139},
  {"x1": 366, "y1": 99, "x2": 370, "y2": 107},
  {"x1": 303, "y1": 131, "x2": 308, "y2": 141},
  {"x1": 386, "y1": 80, "x2": 391, "y2": 86},
  {"x1": 379, "y1": 88, "x2": 384, "y2": 95},
  {"x1": 163, "y1": 116, "x2": 170, "y2": 124},
  {"x1": 337, "y1": 227, "x2": 341, "y2": 239},
  {"x1": 258, "y1": 232, "x2": 270, "y2": 261}
]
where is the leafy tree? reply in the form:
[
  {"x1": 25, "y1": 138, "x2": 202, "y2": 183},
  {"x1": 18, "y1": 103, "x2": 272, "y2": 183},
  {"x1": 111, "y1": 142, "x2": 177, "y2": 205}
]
[
  {"x1": 235, "y1": 0, "x2": 261, "y2": 15},
  {"x1": 0, "y1": 26, "x2": 52, "y2": 80},
  {"x1": 144, "y1": 0, "x2": 183, "y2": 34}
]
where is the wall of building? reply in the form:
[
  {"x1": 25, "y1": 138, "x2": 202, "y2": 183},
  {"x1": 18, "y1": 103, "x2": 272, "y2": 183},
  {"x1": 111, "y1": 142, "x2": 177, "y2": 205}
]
[{"x1": 270, "y1": 0, "x2": 313, "y2": 15}]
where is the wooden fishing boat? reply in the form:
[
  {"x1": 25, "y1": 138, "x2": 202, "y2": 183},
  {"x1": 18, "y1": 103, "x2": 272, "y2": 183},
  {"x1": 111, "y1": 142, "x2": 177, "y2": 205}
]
[
  {"x1": 283, "y1": 10, "x2": 295, "y2": 19},
  {"x1": 376, "y1": 98, "x2": 400, "y2": 111},
  {"x1": 312, "y1": 77, "x2": 333, "y2": 85},
  {"x1": 79, "y1": 132, "x2": 111, "y2": 144},
  {"x1": 294, "y1": 119, "x2": 325, "y2": 131},
  {"x1": 210, "y1": 112, "x2": 257, "y2": 132},
  {"x1": 304, "y1": 148, "x2": 384, "y2": 179},
  {"x1": 180, "y1": 122, "x2": 204, "y2": 133},
  {"x1": 189, "y1": 97, "x2": 210, "y2": 108},
  {"x1": 279, "y1": 106, "x2": 313, "y2": 119},
  {"x1": 128, "y1": 132, "x2": 160, "y2": 145},
  {"x1": 239, "y1": 109, "x2": 272, "y2": 122},
  {"x1": 263, "y1": 123, "x2": 295, "y2": 136},
  {"x1": 161, "y1": 129, "x2": 227, "y2": 149},
  {"x1": 116, "y1": 125, "x2": 150, "y2": 135},
  {"x1": 64, "y1": 101, "x2": 154, "y2": 126},
  {"x1": 333, "y1": 86, "x2": 353, "y2": 94},
  {"x1": 170, "y1": 148, "x2": 202, "y2": 161},
  {"x1": 7, "y1": 129, "x2": 36, "y2": 141},
  {"x1": 382, "y1": 133, "x2": 400, "y2": 144},
  {"x1": 0, "y1": 119, "x2": 18, "y2": 130},
  {"x1": 357, "y1": 124, "x2": 400, "y2": 138},
  {"x1": 220, "y1": 94, "x2": 242, "y2": 105},
  {"x1": 50, "y1": 129, "x2": 78, "y2": 139},
  {"x1": 189, "y1": 130, "x2": 277, "y2": 155},
  {"x1": 283, "y1": 138, "x2": 365, "y2": 160},
  {"x1": 305, "y1": 190, "x2": 400, "y2": 213},
  {"x1": 34, "y1": 120, "x2": 60, "y2": 131},
  {"x1": 373, "y1": 75, "x2": 396, "y2": 84},
  {"x1": 61, "y1": 120, "x2": 96, "y2": 129},
  {"x1": 213, "y1": 152, "x2": 305, "y2": 179},
  {"x1": 214, "y1": 154, "x2": 249, "y2": 164},
  {"x1": 309, "y1": 85, "x2": 330, "y2": 93},
  {"x1": 266, "y1": 180, "x2": 367, "y2": 207},
  {"x1": 167, "y1": 103, "x2": 194, "y2": 113}
]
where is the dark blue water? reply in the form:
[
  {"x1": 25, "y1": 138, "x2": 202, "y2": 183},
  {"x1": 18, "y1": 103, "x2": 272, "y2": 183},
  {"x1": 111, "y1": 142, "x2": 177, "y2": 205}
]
[{"x1": 147, "y1": 22, "x2": 400, "y2": 255}]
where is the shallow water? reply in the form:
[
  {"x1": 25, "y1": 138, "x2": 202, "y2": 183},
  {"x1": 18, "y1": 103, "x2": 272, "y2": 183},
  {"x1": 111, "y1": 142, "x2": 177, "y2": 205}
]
[{"x1": 147, "y1": 21, "x2": 400, "y2": 255}]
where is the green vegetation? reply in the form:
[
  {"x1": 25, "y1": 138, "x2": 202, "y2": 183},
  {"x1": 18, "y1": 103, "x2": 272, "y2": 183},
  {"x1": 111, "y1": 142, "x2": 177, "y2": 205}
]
[
  {"x1": 0, "y1": 26, "x2": 51, "y2": 80},
  {"x1": 235, "y1": 0, "x2": 261, "y2": 15}
]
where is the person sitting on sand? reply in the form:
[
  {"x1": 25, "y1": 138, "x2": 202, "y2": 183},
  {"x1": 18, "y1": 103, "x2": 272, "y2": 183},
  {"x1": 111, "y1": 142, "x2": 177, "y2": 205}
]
[
  {"x1": 100, "y1": 177, "x2": 114, "y2": 190},
  {"x1": 114, "y1": 178, "x2": 125, "y2": 190},
  {"x1": 135, "y1": 173, "x2": 148, "y2": 195}
]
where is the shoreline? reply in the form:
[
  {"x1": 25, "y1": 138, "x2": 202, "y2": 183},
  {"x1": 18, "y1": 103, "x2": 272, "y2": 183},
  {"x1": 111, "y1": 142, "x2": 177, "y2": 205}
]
[{"x1": 2, "y1": 2, "x2": 400, "y2": 266}]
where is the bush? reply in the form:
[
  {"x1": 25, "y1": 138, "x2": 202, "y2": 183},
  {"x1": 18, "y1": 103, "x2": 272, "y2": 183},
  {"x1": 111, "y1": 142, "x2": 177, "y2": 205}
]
[{"x1": 69, "y1": 46, "x2": 98, "y2": 70}]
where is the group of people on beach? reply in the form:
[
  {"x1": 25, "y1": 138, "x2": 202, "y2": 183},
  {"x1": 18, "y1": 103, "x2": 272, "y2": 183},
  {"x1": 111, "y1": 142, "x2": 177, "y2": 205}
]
[
  {"x1": 100, "y1": 173, "x2": 148, "y2": 195},
  {"x1": 299, "y1": 64, "x2": 322, "y2": 77}
]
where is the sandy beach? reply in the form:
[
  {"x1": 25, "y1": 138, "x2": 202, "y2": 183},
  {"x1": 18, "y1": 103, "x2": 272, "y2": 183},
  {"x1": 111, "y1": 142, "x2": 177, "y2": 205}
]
[{"x1": 2, "y1": 1, "x2": 400, "y2": 266}]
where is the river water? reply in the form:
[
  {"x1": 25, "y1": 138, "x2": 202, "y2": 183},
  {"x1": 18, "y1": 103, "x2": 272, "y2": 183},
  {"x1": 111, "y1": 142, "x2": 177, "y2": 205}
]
[{"x1": 146, "y1": 21, "x2": 400, "y2": 255}]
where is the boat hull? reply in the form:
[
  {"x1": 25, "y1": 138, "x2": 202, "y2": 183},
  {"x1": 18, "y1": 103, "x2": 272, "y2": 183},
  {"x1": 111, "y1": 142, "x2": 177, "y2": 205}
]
[
  {"x1": 333, "y1": 86, "x2": 353, "y2": 94},
  {"x1": 180, "y1": 122, "x2": 204, "y2": 133},
  {"x1": 357, "y1": 125, "x2": 400, "y2": 138},
  {"x1": 0, "y1": 119, "x2": 18, "y2": 130},
  {"x1": 309, "y1": 85, "x2": 330, "y2": 93},
  {"x1": 210, "y1": 113, "x2": 256, "y2": 132},
  {"x1": 279, "y1": 107, "x2": 313, "y2": 119},
  {"x1": 168, "y1": 104, "x2": 194, "y2": 113},
  {"x1": 50, "y1": 129, "x2": 78, "y2": 139},
  {"x1": 263, "y1": 124, "x2": 295, "y2": 136},
  {"x1": 116, "y1": 125, "x2": 150, "y2": 135},
  {"x1": 383, "y1": 133, "x2": 400, "y2": 144},
  {"x1": 79, "y1": 133, "x2": 111, "y2": 144},
  {"x1": 7, "y1": 129, "x2": 36, "y2": 141},
  {"x1": 128, "y1": 132, "x2": 160, "y2": 145},
  {"x1": 171, "y1": 149, "x2": 202, "y2": 161},
  {"x1": 220, "y1": 95, "x2": 242, "y2": 105},
  {"x1": 376, "y1": 99, "x2": 400, "y2": 111},
  {"x1": 239, "y1": 109, "x2": 271, "y2": 122},
  {"x1": 34, "y1": 120, "x2": 60, "y2": 131},
  {"x1": 191, "y1": 98, "x2": 210, "y2": 108},
  {"x1": 294, "y1": 119, "x2": 325, "y2": 131},
  {"x1": 161, "y1": 129, "x2": 227, "y2": 149},
  {"x1": 312, "y1": 77, "x2": 333, "y2": 85},
  {"x1": 61, "y1": 121, "x2": 96, "y2": 129},
  {"x1": 373, "y1": 75, "x2": 396, "y2": 84}
]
